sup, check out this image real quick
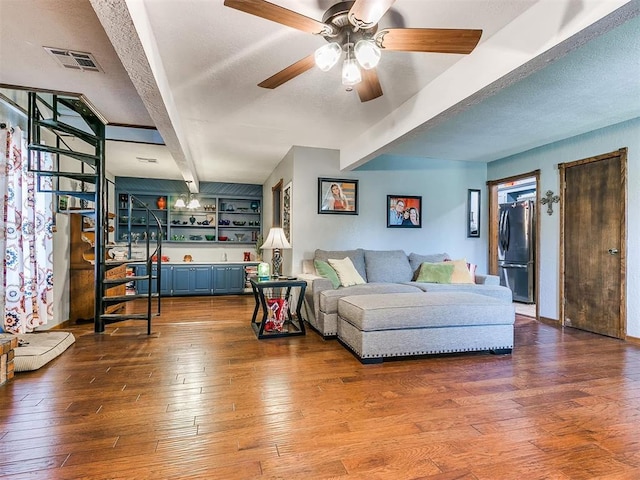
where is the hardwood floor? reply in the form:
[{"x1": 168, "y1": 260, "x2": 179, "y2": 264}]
[{"x1": 1, "y1": 296, "x2": 639, "y2": 479}]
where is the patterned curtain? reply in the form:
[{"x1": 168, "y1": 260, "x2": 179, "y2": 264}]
[{"x1": 1, "y1": 125, "x2": 54, "y2": 333}]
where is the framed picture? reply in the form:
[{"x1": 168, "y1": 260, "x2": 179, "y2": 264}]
[
  {"x1": 283, "y1": 181, "x2": 292, "y2": 243},
  {"x1": 387, "y1": 195, "x2": 422, "y2": 228},
  {"x1": 318, "y1": 178, "x2": 358, "y2": 215},
  {"x1": 57, "y1": 194, "x2": 69, "y2": 212},
  {"x1": 467, "y1": 189, "x2": 481, "y2": 237}
]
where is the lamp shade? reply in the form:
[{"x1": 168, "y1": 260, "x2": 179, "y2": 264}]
[
  {"x1": 342, "y1": 57, "x2": 362, "y2": 86},
  {"x1": 261, "y1": 227, "x2": 291, "y2": 250},
  {"x1": 354, "y1": 40, "x2": 381, "y2": 70},
  {"x1": 187, "y1": 194, "x2": 201, "y2": 209},
  {"x1": 174, "y1": 196, "x2": 186, "y2": 208},
  {"x1": 315, "y1": 42, "x2": 342, "y2": 72}
]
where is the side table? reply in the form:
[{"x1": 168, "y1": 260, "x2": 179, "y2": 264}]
[{"x1": 250, "y1": 277, "x2": 307, "y2": 339}]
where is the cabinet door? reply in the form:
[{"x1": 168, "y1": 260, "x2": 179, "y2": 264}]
[
  {"x1": 191, "y1": 266, "x2": 212, "y2": 294},
  {"x1": 158, "y1": 266, "x2": 172, "y2": 296},
  {"x1": 212, "y1": 266, "x2": 228, "y2": 294},
  {"x1": 136, "y1": 265, "x2": 172, "y2": 295},
  {"x1": 172, "y1": 266, "x2": 192, "y2": 295},
  {"x1": 136, "y1": 265, "x2": 150, "y2": 295},
  {"x1": 227, "y1": 266, "x2": 245, "y2": 293}
]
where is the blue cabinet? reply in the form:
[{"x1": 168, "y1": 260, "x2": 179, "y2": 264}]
[
  {"x1": 136, "y1": 264, "x2": 172, "y2": 296},
  {"x1": 213, "y1": 265, "x2": 245, "y2": 294},
  {"x1": 172, "y1": 265, "x2": 212, "y2": 295}
]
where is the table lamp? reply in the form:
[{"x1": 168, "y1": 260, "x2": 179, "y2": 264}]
[{"x1": 260, "y1": 227, "x2": 291, "y2": 278}]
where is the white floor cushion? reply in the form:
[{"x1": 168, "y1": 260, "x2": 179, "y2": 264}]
[{"x1": 13, "y1": 331, "x2": 75, "y2": 372}]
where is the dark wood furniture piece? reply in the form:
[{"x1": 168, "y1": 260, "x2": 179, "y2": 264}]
[
  {"x1": 69, "y1": 214, "x2": 125, "y2": 322},
  {"x1": 250, "y1": 278, "x2": 306, "y2": 339}
]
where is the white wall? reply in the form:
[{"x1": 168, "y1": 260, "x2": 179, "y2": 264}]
[
  {"x1": 487, "y1": 117, "x2": 640, "y2": 338},
  {"x1": 279, "y1": 146, "x2": 489, "y2": 275}
]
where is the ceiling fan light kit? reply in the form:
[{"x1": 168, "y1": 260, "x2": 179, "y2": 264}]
[{"x1": 224, "y1": 0, "x2": 482, "y2": 102}]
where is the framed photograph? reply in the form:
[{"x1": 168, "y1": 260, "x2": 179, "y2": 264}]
[
  {"x1": 318, "y1": 178, "x2": 358, "y2": 215},
  {"x1": 387, "y1": 195, "x2": 422, "y2": 228},
  {"x1": 57, "y1": 194, "x2": 69, "y2": 212},
  {"x1": 467, "y1": 189, "x2": 481, "y2": 238}
]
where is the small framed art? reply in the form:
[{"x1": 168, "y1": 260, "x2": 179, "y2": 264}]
[
  {"x1": 467, "y1": 189, "x2": 481, "y2": 237},
  {"x1": 318, "y1": 178, "x2": 358, "y2": 215},
  {"x1": 387, "y1": 195, "x2": 422, "y2": 228}
]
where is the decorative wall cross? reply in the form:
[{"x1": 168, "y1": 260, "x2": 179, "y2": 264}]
[{"x1": 540, "y1": 190, "x2": 560, "y2": 215}]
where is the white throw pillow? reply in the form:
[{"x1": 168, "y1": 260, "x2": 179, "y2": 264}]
[{"x1": 327, "y1": 257, "x2": 366, "y2": 287}]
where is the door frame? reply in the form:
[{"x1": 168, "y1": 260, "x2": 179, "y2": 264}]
[
  {"x1": 487, "y1": 170, "x2": 540, "y2": 320},
  {"x1": 558, "y1": 148, "x2": 627, "y2": 337}
]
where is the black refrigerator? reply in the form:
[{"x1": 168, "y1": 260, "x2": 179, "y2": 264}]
[{"x1": 498, "y1": 200, "x2": 535, "y2": 303}]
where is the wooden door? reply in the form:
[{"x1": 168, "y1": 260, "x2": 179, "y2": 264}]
[{"x1": 560, "y1": 149, "x2": 626, "y2": 338}]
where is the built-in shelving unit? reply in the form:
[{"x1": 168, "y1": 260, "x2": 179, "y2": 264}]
[{"x1": 115, "y1": 178, "x2": 262, "y2": 244}]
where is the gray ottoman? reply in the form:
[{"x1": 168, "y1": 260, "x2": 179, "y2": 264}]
[{"x1": 337, "y1": 292, "x2": 515, "y2": 363}]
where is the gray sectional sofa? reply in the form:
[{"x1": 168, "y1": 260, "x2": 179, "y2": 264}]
[
  {"x1": 299, "y1": 249, "x2": 515, "y2": 362},
  {"x1": 301, "y1": 249, "x2": 512, "y2": 337}
]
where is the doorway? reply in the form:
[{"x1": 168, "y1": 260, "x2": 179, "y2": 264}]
[
  {"x1": 488, "y1": 170, "x2": 540, "y2": 319},
  {"x1": 559, "y1": 148, "x2": 627, "y2": 338}
]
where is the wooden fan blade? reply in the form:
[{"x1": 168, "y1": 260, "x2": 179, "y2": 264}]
[
  {"x1": 356, "y1": 68, "x2": 383, "y2": 102},
  {"x1": 224, "y1": 0, "x2": 332, "y2": 35},
  {"x1": 258, "y1": 54, "x2": 316, "y2": 89},
  {"x1": 349, "y1": 0, "x2": 396, "y2": 29},
  {"x1": 376, "y1": 28, "x2": 482, "y2": 54}
]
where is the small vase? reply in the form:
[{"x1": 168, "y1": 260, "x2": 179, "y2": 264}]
[
  {"x1": 157, "y1": 196, "x2": 166, "y2": 209},
  {"x1": 189, "y1": 215, "x2": 196, "y2": 225}
]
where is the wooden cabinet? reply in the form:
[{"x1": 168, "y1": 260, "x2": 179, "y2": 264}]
[
  {"x1": 69, "y1": 214, "x2": 125, "y2": 322},
  {"x1": 213, "y1": 265, "x2": 245, "y2": 294},
  {"x1": 132, "y1": 262, "x2": 255, "y2": 297}
]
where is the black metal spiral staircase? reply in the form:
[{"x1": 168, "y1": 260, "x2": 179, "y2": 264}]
[{"x1": 26, "y1": 92, "x2": 161, "y2": 334}]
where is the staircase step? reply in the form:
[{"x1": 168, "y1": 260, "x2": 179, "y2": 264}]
[
  {"x1": 33, "y1": 171, "x2": 98, "y2": 185},
  {"x1": 28, "y1": 143, "x2": 99, "y2": 166},
  {"x1": 103, "y1": 293, "x2": 159, "y2": 303},
  {"x1": 34, "y1": 118, "x2": 99, "y2": 146},
  {"x1": 101, "y1": 313, "x2": 159, "y2": 323},
  {"x1": 103, "y1": 275, "x2": 149, "y2": 286}
]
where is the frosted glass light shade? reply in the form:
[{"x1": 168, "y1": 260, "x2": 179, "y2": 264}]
[
  {"x1": 354, "y1": 40, "x2": 381, "y2": 69},
  {"x1": 174, "y1": 196, "x2": 186, "y2": 208},
  {"x1": 187, "y1": 195, "x2": 201, "y2": 209},
  {"x1": 315, "y1": 42, "x2": 342, "y2": 71},
  {"x1": 341, "y1": 58, "x2": 362, "y2": 86}
]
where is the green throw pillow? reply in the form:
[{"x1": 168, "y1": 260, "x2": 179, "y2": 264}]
[
  {"x1": 314, "y1": 260, "x2": 341, "y2": 289},
  {"x1": 416, "y1": 262, "x2": 455, "y2": 284}
]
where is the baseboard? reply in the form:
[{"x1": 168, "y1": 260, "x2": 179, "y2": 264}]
[
  {"x1": 625, "y1": 335, "x2": 640, "y2": 346},
  {"x1": 538, "y1": 316, "x2": 560, "y2": 327}
]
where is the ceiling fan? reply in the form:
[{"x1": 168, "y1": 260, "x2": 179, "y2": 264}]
[{"x1": 223, "y1": 0, "x2": 482, "y2": 102}]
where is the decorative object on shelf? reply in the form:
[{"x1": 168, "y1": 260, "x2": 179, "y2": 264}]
[
  {"x1": 261, "y1": 227, "x2": 292, "y2": 277},
  {"x1": 218, "y1": 236, "x2": 228, "y2": 241},
  {"x1": 250, "y1": 200, "x2": 259, "y2": 212},
  {"x1": 205, "y1": 235, "x2": 216, "y2": 241},
  {"x1": 257, "y1": 262, "x2": 270, "y2": 281},
  {"x1": 540, "y1": 190, "x2": 560, "y2": 215},
  {"x1": 189, "y1": 215, "x2": 196, "y2": 225},
  {"x1": 318, "y1": 177, "x2": 358, "y2": 215},
  {"x1": 183, "y1": 255, "x2": 193, "y2": 262},
  {"x1": 233, "y1": 221, "x2": 246, "y2": 226},
  {"x1": 235, "y1": 233, "x2": 246, "y2": 242},
  {"x1": 157, "y1": 196, "x2": 167, "y2": 210},
  {"x1": 467, "y1": 189, "x2": 481, "y2": 238},
  {"x1": 387, "y1": 195, "x2": 422, "y2": 228},
  {"x1": 244, "y1": 251, "x2": 251, "y2": 262}
]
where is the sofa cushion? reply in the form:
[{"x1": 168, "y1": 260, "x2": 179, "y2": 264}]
[
  {"x1": 408, "y1": 252, "x2": 450, "y2": 280},
  {"x1": 313, "y1": 260, "x2": 341, "y2": 289},
  {"x1": 416, "y1": 262, "x2": 454, "y2": 283},
  {"x1": 364, "y1": 250, "x2": 413, "y2": 283},
  {"x1": 328, "y1": 257, "x2": 366, "y2": 287},
  {"x1": 319, "y1": 283, "x2": 422, "y2": 315},
  {"x1": 315, "y1": 249, "x2": 367, "y2": 281},
  {"x1": 406, "y1": 282, "x2": 513, "y2": 303}
]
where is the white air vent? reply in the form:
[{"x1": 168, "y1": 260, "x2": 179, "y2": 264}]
[
  {"x1": 136, "y1": 157, "x2": 158, "y2": 164},
  {"x1": 44, "y1": 47, "x2": 102, "y2": 72}
]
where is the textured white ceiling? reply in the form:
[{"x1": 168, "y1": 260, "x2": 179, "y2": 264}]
[{"x1": 1, "y1": 0, "x2": 638, "y2": 187}]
